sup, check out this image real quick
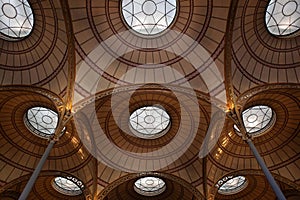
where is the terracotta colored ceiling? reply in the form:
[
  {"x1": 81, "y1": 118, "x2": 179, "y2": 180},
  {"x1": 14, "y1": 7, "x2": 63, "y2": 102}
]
[
  {"x1": 230, "y1": 0, "x2": 300, "y2": 95},
  {"x1": 0, "y1": 0, "x2": 299, "y2": 199},
  {"x1": 0, "y1": 0, "x2": 69, "y2": 97}
]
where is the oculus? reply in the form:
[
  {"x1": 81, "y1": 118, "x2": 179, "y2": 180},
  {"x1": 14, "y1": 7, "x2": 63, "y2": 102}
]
[
  {"x1": 234, "y1": 105, "x2": 275, "y2": 137},
  {"x1": 52, "y1": 176, "x2": 84, "y2": 196},
  {"x1": 121, "y1": 0, "x2": 177, "y2": 35},
  {"x1": 25, "y1": 107, "x2": 59, "y2": 139},
  {"x1": 134, "y1": 176, "x2": 166, "y2": 196},
  {"x1": 265, "y1": 0, "x2": 300, "y2": 36},
  {"x1": 216, "y1": 175, "x2": 248, "y2": 195},
  {"x1": 0, "y1": 0, "x2": 34, "y2": 40},
  {"x1": 129, "y1": 106, "x2": 170, "y2": 139}
]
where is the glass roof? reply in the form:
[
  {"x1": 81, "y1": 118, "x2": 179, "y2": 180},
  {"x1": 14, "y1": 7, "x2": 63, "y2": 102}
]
[
  {"x1": 121, "y1": 0, "x2": 177, "y2": 35},
  {"x1": 265, "y1": 0, "x2": 300, "y2": 36},
  {"x1": 134, "y1": 176, "x2": 166, "y2": 196},
  {"x1": 129, "y1": 106, "x2": 170, "y2": 138},
  {"x1": 25, "y1": 106, "x2": 59, "y2": 138},
  {"x1": 0, "y1": 0, "x2": 34, "y2": 39},
  {"x1": 52, "y1": 176, "x2": 84, "y2": 196},
  {"x1": 216, "y1": 176, "x2": 247, "y2": 195},
  {"x1": 242, "y1": 105, "x2": 274, "y2": 135}
]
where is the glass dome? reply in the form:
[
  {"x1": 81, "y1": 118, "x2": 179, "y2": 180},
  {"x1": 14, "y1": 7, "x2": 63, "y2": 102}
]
[
  {"x1": 241, "y1": 105, "x2": 275, "y2": 136},
  {"x1": 121, "y1": 0, "x2": 177, "y2": 35},
  {"x1": 265, "y1": 0, "x2": 300, "y2": 36},
  {"x1": 216, "y1": 175, "x2": 247, "y2": 195},
  {"x1": 134, "y1": 176, "x2": 166, "y2": 196},
  {"x1": 24, "y1": 106, "x2": 59, "y2": 139},
  {"x1": 52, "y1": 176, "x2": 84, "y2": 196},
  {"x1": 0, "y1": 0, "x2": 34, "y2": 40},
  {"x1": 129, "y1": 106, "x2": 170, "y2": 139}
]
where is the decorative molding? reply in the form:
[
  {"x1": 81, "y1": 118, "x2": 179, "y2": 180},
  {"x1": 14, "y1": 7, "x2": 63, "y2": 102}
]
[
  {"x1": 72, "y1": 84, "x2": 227, "y2": 113},
  {"x1": 224, "y1": 0, "x2": 239, "y2": 109},
  {"x1": 97, "y1": 172, "x2": 205, "y2": 200},
  {"x1": 236, "y1": 83, "x2": 300, "y2": 108},
  {"x1": 0, "y1": 85, "x2": 64, "y2": 110},
  {"x1": 60, "y1": 0, "x2": 76, "y2": 111}
]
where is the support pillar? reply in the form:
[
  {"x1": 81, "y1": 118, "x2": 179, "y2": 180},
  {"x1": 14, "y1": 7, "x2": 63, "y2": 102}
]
[
  {"x1": 246, "y1": 138, "x2": 286, "y2": 200},
  {"x1": 18, "y1": 140, "x2": 56, "y2": 200}
]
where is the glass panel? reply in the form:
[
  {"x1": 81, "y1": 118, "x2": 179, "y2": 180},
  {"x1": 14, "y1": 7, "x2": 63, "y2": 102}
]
[
  {"x1": 129, "y1": 106, "x2": 170, "y2": 138},
  {"x1": 216, "y1": 176, "x2": 247, "y2": 195},
  {"x1": 121, "y1": 0, "x2": 177, "y2": 35},
  {"x1": 0, "y1": 0, "x2": 34, "y2": 39},
  {"x1": 242, "y1": 105, "x2": 274, "y2": 134},
  {"x1": 134, "y1": 176, "x2": 166, "y2": 196},
  {"x1": 265, "y1": 0, "x2": 300, "y2": 36},
  {"x1": 25, "y1": 107, "x2": 59, "y2": 138},
  {"x1": 53, "y1": 176, "x2": 84, "y2": 196}
]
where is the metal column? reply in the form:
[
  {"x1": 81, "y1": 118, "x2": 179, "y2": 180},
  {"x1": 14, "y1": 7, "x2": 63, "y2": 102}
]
[
  {"x1": 246, "y1": 138, "x2": 286, "y2": 200},
  {"x1": 18, "y1": 140, "x2": 56, "y2": 200}
]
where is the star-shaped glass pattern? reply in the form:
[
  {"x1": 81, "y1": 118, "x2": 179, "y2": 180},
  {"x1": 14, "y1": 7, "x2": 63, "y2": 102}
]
[
  {"x1": 265, "y1": 0, "x2": 300, "y2": 36},
  {"x1": 216, "y1": 176, "x2": 247, "y2": 195},
  {"x1": 134, "y1": 176, "x2": 166, "y2": 196},
  {"x1": 53, "y1": 176, "x2": 84, "y2": 196},
  {"x1": 0, "y1": 0, "x2": 34, "y2": 40},
  {"x1": 25, "y1": 107, "x2": 59, "y2": 138},
  {"x1": 121, "y1": 0, "x2": 177, "y2": 35},
  {"x1": 242, "y1": 105, "x2": 274, "y2": 135},
  {"x1": 129, "y1": 106, "x2": 170, "y2": 138}
]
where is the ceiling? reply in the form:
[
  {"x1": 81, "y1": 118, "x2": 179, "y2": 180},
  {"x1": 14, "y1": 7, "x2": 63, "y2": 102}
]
[{"x1": 0, "y1": 0, "x2": 299, "y2": 199}]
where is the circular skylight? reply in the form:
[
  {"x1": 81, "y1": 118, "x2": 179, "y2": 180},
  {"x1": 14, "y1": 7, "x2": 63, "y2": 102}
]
[
  {"x1": 216, "y1": 176, "x2": 247, "y2": 195},
  {"x1": 52, "y1": 176, "x2": 84, "y2": 196},
  {"x1": 0, "y1": 0, "x2": 34, "y2": 40},
  {"x1": 24, "y1": 106, "x2": 59, "y2": 139},
  {"x1": 129, "y1": 106, "x2": 170, "y2": 139},
  {"x1": 121, "y1": 0, "x2": 177, "y2": 35},
  {"x1": 241, "y1": 105, "x2": 275, "y2": 136},
  {"x1": 265, "y1": 0, "x2": 300, "y2": 36},
  {"x1": 134, "y1": 176, "x2": 166, "y2": 196}
]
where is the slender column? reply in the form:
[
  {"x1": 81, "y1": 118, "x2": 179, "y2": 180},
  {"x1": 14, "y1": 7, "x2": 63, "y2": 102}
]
[
  {"x1": 18, "y1": 140, "x2": 56, "y2": 200},
  {"x1": 246, "y1": 138, "x2": 286, "y2": 200}
]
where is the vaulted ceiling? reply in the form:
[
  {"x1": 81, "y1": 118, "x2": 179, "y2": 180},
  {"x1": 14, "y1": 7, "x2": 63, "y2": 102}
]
[{"x1": 0, "y1": 0, "x2": 299, "y2": 199}]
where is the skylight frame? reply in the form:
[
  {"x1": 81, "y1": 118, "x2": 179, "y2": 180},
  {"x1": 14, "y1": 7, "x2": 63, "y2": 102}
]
[
  {"x1": 129, "y1": 105, "x2": 171, "y2": 139},
  {"x1": 233, "y1": 105, "x2": 275, "y2": 137},
  {"x1": 134, "y1": 176, "x2": 166, "y2": 196},
  {"x1": 121, "y1": 0, "x2": 178, "y2": 36},
  {"x1": 24, "y1": 106, "x2": 59, "y2": 139},
  {"x1": 216, "y1": 175, "x2": 248, "y2": 195},
  {"x1": 265, "y1": 0, "x2": 300, "y2": 36},
  {"x1": 242, "y1": 105, "x2": 275, "y2": 136},
  {"x1": 52, "y1": 176, "x2": 85, "y2": 196},
  {"x1": 0, "y1": 0, "x2": 34, "y2": 40}
]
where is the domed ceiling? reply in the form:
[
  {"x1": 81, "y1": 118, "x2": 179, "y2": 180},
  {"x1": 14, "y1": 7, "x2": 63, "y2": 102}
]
[{"x1": 0, "y1": 0, "x2": 299, "y2": 199}]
